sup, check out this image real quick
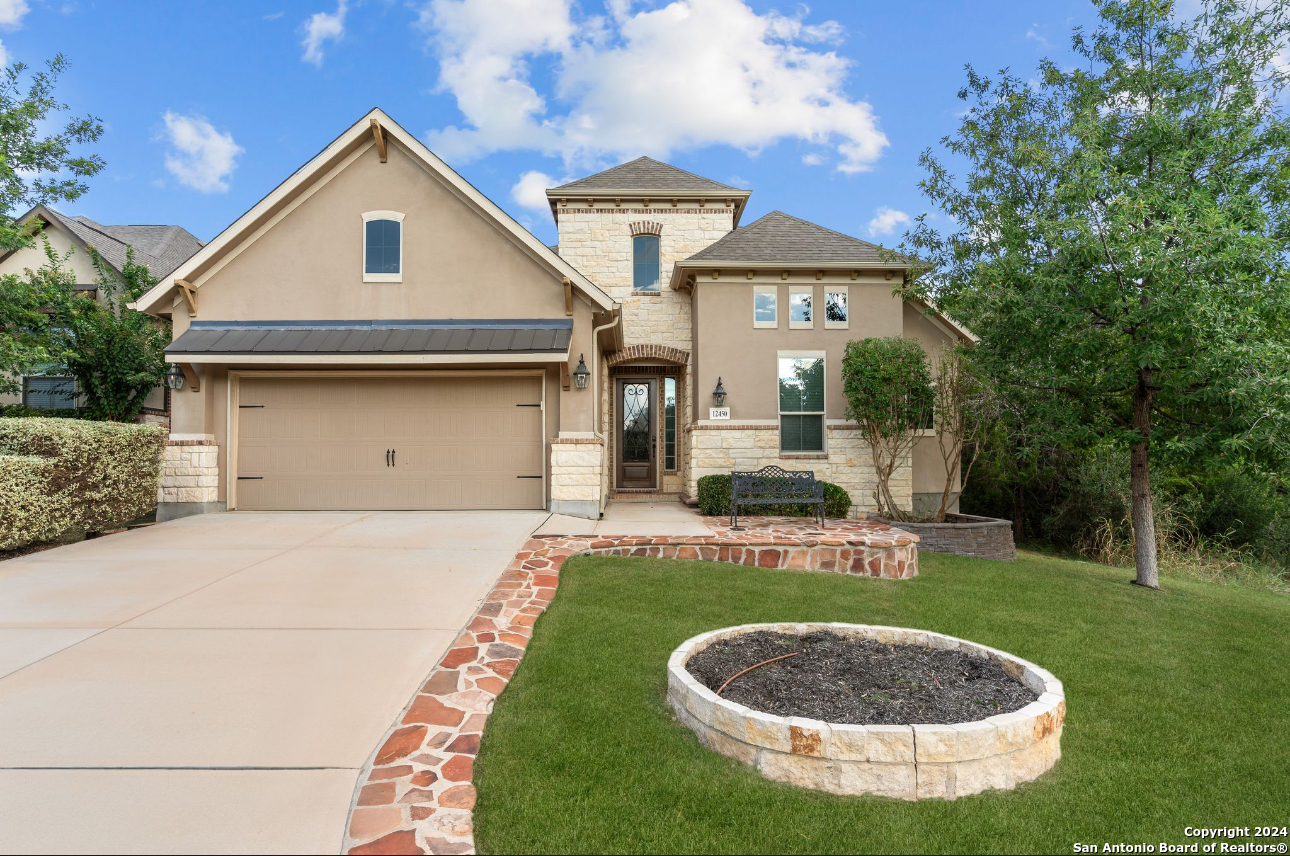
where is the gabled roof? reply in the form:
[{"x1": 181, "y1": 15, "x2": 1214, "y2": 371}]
[
  {"x1": 11, "y1": 206, "x2": 204, "y2": 278},
  {"x1": 132, "y1": 108, "x2": 617, "y2": 317},
  {"x1": 551, "y1": 156, "x2": 739, "y2": 193},
  {"x1": 681, "y1": 210, "x2": 908, "y2": 267}
]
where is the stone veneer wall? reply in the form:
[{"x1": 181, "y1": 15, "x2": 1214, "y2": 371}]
[
  {"x1": 687, "y1": 423, "x2": 911, "y2": 518},
  {"x1": 555, "y1": 206, "x2": 735, "y2": 352},
  {"x1": 668, "y1": 623, "x2": 1064, "y2": 801},
  {"x1": 157, "y1": 439, "x2": 219, "y2": 504},
  {"x1": 878, "y1": 514, "x2": 1017, "y2": 561},
  {"x1": 549, "y1": 437, "x2": 605, "y2": 519}
]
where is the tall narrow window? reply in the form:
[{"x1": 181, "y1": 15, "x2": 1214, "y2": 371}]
[
  {"x1": 789, "y1": 285, "x2": 813, "y2": 329},
  {"x1": 362, "y1": 211, "x2": 405, "y2": 282},
  {"x1": 778, "y1": 355, "x2": 825, "y2": 452},
  {"x1": 753, "y1": 284, "x2": 777, "y2": 328},
  {"x1": 664, "y1": 377, "x2": 677, "y2": 471},
  {"x1": 633, "y1": 235, "x2": 660, "y2": 292},
  {"x1": 825, "y1": 286, "x2": 849, "y2": 329}
]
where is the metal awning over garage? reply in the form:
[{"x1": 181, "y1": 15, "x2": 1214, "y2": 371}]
[{"x1": 166, "y1": 319, "x2": 573, "y2": 364}]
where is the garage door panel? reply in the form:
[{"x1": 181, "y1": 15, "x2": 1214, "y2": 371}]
[{"x1": 236, "y1": 376, "x2": 545, "y2": 511}]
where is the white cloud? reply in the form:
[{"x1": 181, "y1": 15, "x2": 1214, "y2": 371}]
[
  {"x1": 0, "y1": 0, "x2": 30, "y2": 28},
  {"x1": 1025, "y1": 26, "x2": 1051, "y2": 49},
  {"x1": 161, "y1": 111, "x2": 243, "y2": 193},
  {"x1": 867, "y1": 206, "x2": 910, "y2": 238},
  {"x1": 302, "y1": 0, "x2": 347, "y2": 66},
  {"x1": 420, "y1": 0, "x2": 889, "y2": 174},
  {"x1": 801, "y1": 152, "x2": 825, "y2": 166},
  {"x1": 511, "y1": 169, "x2": 555, "y2": 211}
]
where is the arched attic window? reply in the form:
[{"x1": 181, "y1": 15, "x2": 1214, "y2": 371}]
[{"x1": 362, "y1": 210, "x2": 405, "y2": 282}]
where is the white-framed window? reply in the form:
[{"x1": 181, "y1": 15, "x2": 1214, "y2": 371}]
[
  {"x1": 789, "y1": 285, "x2": 814, "y2": 329},
  {"x1": 362, "y1": 210, "x2": 405, "y2": 282},
  {"x1": 633, "y1": 235, "x2": 661, "y2": 292},
  {"x1": 753, "y1": 284, "x2": 778, "y2": 328},
  {"x1": 825, "y1": 286, "x2": 849, "y2": 329},
  {"x1": 778, "y1": 352, "x2": 825, "y2": 453}
]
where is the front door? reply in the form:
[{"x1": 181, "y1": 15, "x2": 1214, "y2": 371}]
[{"x1": 616, "y1": 379, "x2": 657, "y2": 489}]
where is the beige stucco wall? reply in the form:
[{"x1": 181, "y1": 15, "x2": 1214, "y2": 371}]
[{"x1": 555, "y1": 204, "x2": 734, "y2": 352}]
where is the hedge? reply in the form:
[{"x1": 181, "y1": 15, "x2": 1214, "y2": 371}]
[
  {"x1": 696, "y1": 473, "x2": 853, "y2": 519},
  {"x1": 0, "y1": 418, "x2": 167, "y2": 550}
]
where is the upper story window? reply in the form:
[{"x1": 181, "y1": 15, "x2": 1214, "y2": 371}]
[
  {"x1": 362, "y1": 210, "x2": 405, "y2": 282},
  {"x1": 789, "y1": 285, "x2": 813, "y2": 329},
  {"x1": 633, "y1": 235, "x2": 660, "y2": 292},
  {"x1": 753, "y1": 284, "x2": 777, "y2": 328},
  {"x1": 825, "y1": 286, "x2": 849, "y2": 329}
]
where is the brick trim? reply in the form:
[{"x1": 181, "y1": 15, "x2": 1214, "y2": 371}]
[
  {"x1": 166, "y1": 439, "x2": 217, "y2": 447},
  {"x1": 629, "y1": 220, "x2": 663, "y2": 237},
  {"x1": 606, "y1": 344, "x2": 690, "y2": 367},
  {"x1": 549, "y1": 437, "x2": 604, "y2": 445}
]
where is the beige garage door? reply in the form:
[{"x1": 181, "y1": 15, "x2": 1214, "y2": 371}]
[{"x1": 235, "y1": 375, "x2": 544, "y2": 510}]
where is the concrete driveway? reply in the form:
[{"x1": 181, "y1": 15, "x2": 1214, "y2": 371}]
[{"x1": 0, "y1": 510, "x2": 545, "y2": 855}]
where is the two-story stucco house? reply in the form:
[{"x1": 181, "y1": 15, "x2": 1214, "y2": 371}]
[{"x1": 134, "y1": 109, "x2": 968, "y2": 518}]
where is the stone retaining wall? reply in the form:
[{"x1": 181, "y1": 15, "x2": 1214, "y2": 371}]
[
  {"x1": 877, "y1": 513, "x2": 1016, "y2": 561},
  {"x1": 668, "y1": 622, "x2": 1064, "y2": 801}
]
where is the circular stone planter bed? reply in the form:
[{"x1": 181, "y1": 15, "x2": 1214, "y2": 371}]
[{"x1": 667, "y1": 623, "x2": 1065, "y2": 801}]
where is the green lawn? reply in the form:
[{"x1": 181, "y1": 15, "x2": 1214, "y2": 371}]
[{"x1": 473, "y1": 551, "x2": 1290, "y2": 855}]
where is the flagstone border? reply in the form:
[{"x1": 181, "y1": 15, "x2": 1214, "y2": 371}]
[{"x1": 342, "y1": 517, "x2": 919, "y2": 855}]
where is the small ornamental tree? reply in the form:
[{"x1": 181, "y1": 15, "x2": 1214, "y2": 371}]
[
  {"x1": 44, "y1": 246, "x2": 168, "y2": 422},
  {"x1": 841, "y1": 337, "x2": 934, "y2": 520}
]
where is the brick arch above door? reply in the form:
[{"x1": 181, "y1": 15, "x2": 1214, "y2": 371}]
[{"x1": 606, "y1": 344, "x2": 690, "y2": 368}]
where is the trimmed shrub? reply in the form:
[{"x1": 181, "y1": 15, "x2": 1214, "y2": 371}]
[
  {"x1": 0, "y1": 418, "x2": 167, "y2": 550},
  {"x1": 696, "y1": 473, "x2": 853, "y2": 519},
  {"x1": 1, "y1": 404, "x2": 82, "y2": 419}
]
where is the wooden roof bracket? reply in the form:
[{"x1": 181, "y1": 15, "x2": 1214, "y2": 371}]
[
  {"x1": 370, "y1": 119, "x2": 387, "y2": 163},
  {"x1": 560, "y1": 361, "x2": 571, "y2": 391},
  {"x1": 179, "y1": 362, "x2": 200, "y2": 392},
  {"x1": 176, "y1": 279, "x2": 198, "y2": 317},
  {"x1": 563, "y1": 277, "x2": 573, "y2": 316}
]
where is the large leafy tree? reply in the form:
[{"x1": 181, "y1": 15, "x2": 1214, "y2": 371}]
[
  {"x1": 905, "y1": 0, "x2": 1290, "y2": 588},
  {"x1": 0, "y1": 54, "x2": 105, "y2": 394}
]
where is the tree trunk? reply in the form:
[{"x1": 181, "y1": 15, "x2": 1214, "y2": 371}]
[{"x1": 1130, "y1": 370, "x2": 1159, "y2": 589}]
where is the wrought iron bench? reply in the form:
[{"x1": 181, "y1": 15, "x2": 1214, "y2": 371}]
[{"x1": 730, "y1": 465, "x2": 825, "y2": 530}]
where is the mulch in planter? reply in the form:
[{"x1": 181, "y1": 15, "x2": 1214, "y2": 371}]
[{"x1": 685, "y1": 631, "x2": 1037, "y2": 725}]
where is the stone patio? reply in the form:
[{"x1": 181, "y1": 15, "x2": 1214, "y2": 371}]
[{"x1": 343, "y1": 514, "x2": 918, "y2": 855}]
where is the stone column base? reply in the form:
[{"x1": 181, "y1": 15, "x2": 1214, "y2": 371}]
[
  {"x1": 158, "y1": 439, "x2": 219, "y2": 504},
  {"x1": 549, "y1": 437, "x2": 604, "y2": 519}
]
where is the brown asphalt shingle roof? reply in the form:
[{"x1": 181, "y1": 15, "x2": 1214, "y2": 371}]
[
  {"x1": 551, "y1": 156, "x2": 740, "y2": 193},
  {"x1": 683, "y1": 210, "x2": 908, "y2": 266}
]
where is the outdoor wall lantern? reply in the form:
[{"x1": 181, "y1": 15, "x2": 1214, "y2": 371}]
[
  {"x1": 572, "y1": 354, "x2": 591, "y2": 390},
  {"x1": 712, "y1": 377, "x2": 727, "y2": 407},
  {"x1": 165, "y1": 363, "x2": 186, "y2": 391}
]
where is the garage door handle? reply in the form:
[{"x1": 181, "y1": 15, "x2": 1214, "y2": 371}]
[
  {"x1": 391, "y1": 448, "x2": 396, "y2": 466},
  {"x1": 386, "y1": 449, "x2": 391, "y2": 467}
]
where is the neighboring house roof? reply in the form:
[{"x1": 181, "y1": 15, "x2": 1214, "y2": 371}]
[
  {"x1": 14, "y1": 205, "x2": 204, "y2": 278},
  {"x1": 166, "y1": 319, "x2": 573, "y2": 362},
  {"x1": 681, "y1": 210, "x2": 908, "y2": 267},
  {"x1": 551, "y1": 157, "x2": 740, "y2": 193},
  {"x1": 133, "y1": 108, "x2": 617, "y2": 319}
]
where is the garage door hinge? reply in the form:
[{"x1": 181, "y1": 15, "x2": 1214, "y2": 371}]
[
  {"x1": 238, "y1": 404, "x2": 266, "y2": 408},
  {"x1": 515, "y1": 403, "x2": 541, "y2": 407},
  {"x1": 516, "y1": 475, "x2": 542, "y2": 479},
  {"x1": 237, "y1": 476, "x2": 264, "y2": 480}
]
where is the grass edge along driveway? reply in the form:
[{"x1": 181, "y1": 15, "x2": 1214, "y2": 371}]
[{"x1": 473, "y1": 551, "x2": 1289, "y2": 855}]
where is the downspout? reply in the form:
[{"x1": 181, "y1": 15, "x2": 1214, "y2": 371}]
[{"x1": 590, "y1": 308, "x2": 621, "y2": 515}]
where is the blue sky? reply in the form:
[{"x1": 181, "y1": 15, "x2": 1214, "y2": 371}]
[{"x1": 6, "y1": 0, "x2": 1105, "y2": 247}]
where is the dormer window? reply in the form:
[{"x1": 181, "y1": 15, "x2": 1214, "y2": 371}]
[
  {"x1": 362, "y1": 210, "x2": 404, "y2": 282},
  {"x1": 633, "y1": 234, "x2": 660, "y2": 292}
]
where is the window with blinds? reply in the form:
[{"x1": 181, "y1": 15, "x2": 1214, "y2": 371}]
[{"x1": 778, "y1": 356, "x2": 825, "y2": 452}]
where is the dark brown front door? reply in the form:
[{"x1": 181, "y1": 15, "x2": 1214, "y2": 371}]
[{"x1": 617, "y1": 379, "x2": 656, "y2": 488}]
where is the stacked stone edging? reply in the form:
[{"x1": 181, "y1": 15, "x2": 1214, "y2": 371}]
[
  {"x1": 343, "y1": 519, "x2": 920, "y2": 855},
  {"x1": 668, "y1": 622, "x2": 1064, "y2": 801},
  {"x1": 876, "y1": 514, "x2": 1016, "y2": 561}
]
